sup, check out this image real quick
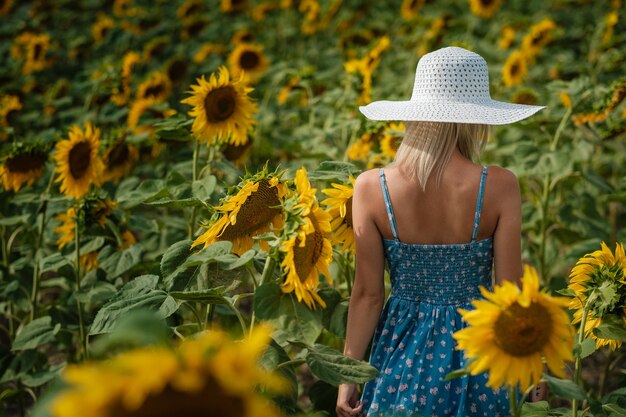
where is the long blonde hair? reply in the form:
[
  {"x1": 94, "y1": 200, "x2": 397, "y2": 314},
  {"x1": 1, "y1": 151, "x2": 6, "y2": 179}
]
[{"x1": 388, "y1": 121, "x2": 491, "y2": 191}]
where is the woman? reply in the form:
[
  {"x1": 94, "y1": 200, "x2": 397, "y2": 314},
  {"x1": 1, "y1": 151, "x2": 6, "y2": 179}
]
[{"x1": 336, "y1": 46, "x2": 546, "y2": 417}]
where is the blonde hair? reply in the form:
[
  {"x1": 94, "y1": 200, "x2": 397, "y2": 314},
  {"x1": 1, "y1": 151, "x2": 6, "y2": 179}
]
[{"x1": 389, "y1": 121, "x2": 491, "y2": 191}]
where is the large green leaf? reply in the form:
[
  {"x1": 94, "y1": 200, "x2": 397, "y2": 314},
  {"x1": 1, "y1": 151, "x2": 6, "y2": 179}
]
[
  {"x1": 116, "y1": 179, "x2": 168, "y2": 209},
  {"x1": 543, "y1": 374, "x2": 587, "y2": 400},
  {"x1": 593, "y1": 316, "x2": 626, "y2": 342},
  {"x1": 89, "y1": 275, "x2": 180, "y2": 335},
  {"x1": 305, "y1": 344, "x2": 379, "y2": 386},
  {"x1": 308, "y1": 161, "x2": 360, "y2": 181},
  {"x1": 192, "y1": 175, "x2": 217, "y2": 202},
  {"x1": 520, "y1": 401, "x2": 549, "y2": 417},
  {"x1": 98, "y1": 244, "x2": 144, "y2": 279},
  {"x1": 254, "y1": 282, "x2": 323, "y2": 346},
  {"x1": 169, "y1": 288, "x2": 228, "y2": 304},
  {"x1": 11, "y1": 316, "x2": 61, "y2": 351},
  {"x1": 161, "y1": 239, "x2": 199, "y2": 291}
]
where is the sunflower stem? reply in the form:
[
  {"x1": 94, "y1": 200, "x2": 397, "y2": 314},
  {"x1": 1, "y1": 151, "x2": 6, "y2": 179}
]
[
  {"x1": 508, "y1": 385, "x2": 520, "y2": 417},
  {"x1": 572, "y1": 299, "x2": 591, "y2": 417},
  {"x1": 73, "y1": 206, "x2": 88, "y2": 361},
  {"x1": 189, "y1": 138, "x2": 201, "y2": 240},
  {"x1": 30, "y1": 200, "x2": 48, "y2": 320},
  {"x1": 260, "y1": 254, "x2": 276, "y2": 285}
]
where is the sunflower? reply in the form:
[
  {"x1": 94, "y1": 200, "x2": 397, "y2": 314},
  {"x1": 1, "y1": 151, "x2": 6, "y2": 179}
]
[
  {"x1": 80, "y1": 252, "x2": 99, "y2": 272},
  {"x1": 11, "y1": 32, "x2": 51, "y2": 75},
  {"x1": 417, "y1": 16, "x2": 449, "y2": 56},
  {"x1": 568, "y1": 242, "x2": 626, "y2": 351},
  {"x1": 521, "y1": 19, "x2": 557, "y2": 58},
  {"x1": 0, "y1": 94, "x2": 22, "y2": 140},
  {"x1": 227, "y1": 43, "x2": 269, "y2": 81},
  {"x1": 111, "y1": 52, "x2": 141, "y2": 106},
  {"x1": 49, "y1": 324, "x2": 287, "y2": 417},
  {"x1": 401, "y1": 0, "x2": 424, "y2": 21},
  {"x1": 193, "y1": 43, "x2": 226, "y2": 64},
  {"x1": 280, "y1": 167, "x2": 334, "y2": 310},
  {"x1": 102, "y1": 138, "x2": 139, "y2": 183},
  {"x1": 121, "y1": 229, "x2": 137, "y2": 248},
  {"x1": 321, "y1": 176, "x2": 355, "y2": 253},
  {"x1": 177, "y1": 0, "x2": 202, "y2": 19},
  {"x1": 559, "y1": 92, "x2": 572, "y2": 109},
  {"x1": 113, "y1": 0, "x2": 140, "y2": 17},
  {"x1": 165, "y1": 57, "x2": 188, "y2": 84},
  {"x1": 53, "y1": 121, "x2": 104, "y2": 199},
  {"x1": 468, "y1": 0, "x2": 502, "y2": 19},
  {"x1": 127, "y1": 98, "x2": 176, "y2": 136},
  {"x1": 511, "y1": 89, "x2": 539, "y2": 105},
  {"x1": 344, "y1": 36, "x2": 390, "y2": 104},
  {"x1": 380, "y1": 122, "x2": 404, "y2": 159},
  {"x1": 191, "y1": 170, "x2": 288, "y2": 255},
  {"x1": 0, "y1": 0, "x2": 13, "y2": 15},
  {"x1": 502, "y1": 49, "x2": 527, "y2": 87},
  {"x1": 498, "y1": 26, "x2": 516, "y2": 49},
  {"x1": 142, "y1": 36, "x2": 169, "y2": 62},
  {"x1": 221, "y1": 137, "x2": 253, "y2": 167},
  {"x1": 181, "y1": 16, "x2": 209, "y2": 40},
  {"x1": 54, "y1": 207, "x2": 77, "y2": 249},
  {"x1": 231, "y1": 29, "x2": 255, "y2": 45},
  {"x1": 603, "y1": 11, "x2": 619, "y2": 45},
  {"x1": 91, "y1": 13, "x2": 115, "y2": 44},
  {"x1": 250, "y1": 2, "x2": 278, "y2": 21},
  {"x1": 0, "y1": 148, "x2": 47, "y2": 192},
  {"x1": 452, "y1": 265, "x2": 574, "y2": 391},
  {"x1": 221, "y1": 0, "x2": 249, "y2": 13},
  {"x1": 136, "y1": 71, "x2": 172, "y2": 103},
  {"x1": 181, "y1": 66, "x2": 258, "y2": 146}
]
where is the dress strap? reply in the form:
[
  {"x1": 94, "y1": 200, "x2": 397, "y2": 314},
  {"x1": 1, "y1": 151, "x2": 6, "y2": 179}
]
[
  {"x1": 379, "y1": 168, "x2": 399, "y2": 241},
  {"x1": 471, "y1": 165, "x2": 488, "y2": 242}
]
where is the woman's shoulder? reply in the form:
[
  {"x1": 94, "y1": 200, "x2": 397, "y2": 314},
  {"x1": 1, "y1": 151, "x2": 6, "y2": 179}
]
[
  {"x1": 483, "y1": 165, "x2": 521, "y2": 203},
  {"x1": 354, "y1": 167, "x2": 383, "y2": 187}
]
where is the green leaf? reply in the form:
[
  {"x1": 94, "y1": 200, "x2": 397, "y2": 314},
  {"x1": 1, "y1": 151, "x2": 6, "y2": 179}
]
[
  {"x1": 555, "y1": 288, "x2": 576, "y2": 297},
  {"x1": 444, "y1": 368, "x2": 470, "y2": 381},
  {"x1": 305, "y1": 344, "x2": 379, "y2": 385},
  {"x1": 98, "y1": 244, "x2": 144, "y2": 279},
  {"x1": 79, "y1": 236, "x2": 105, "y2": 255},
  {"x1": 520, "y1": 400, "x2": 549, "y2": 417},
  {"x1": 593, "y1": 322, "x2": 626, "y2": 342},
  {"x1": 0, "y1": 214, "x2": 29, "y2": 226},
  {"x1": 116, "y1": 179, "x2": 168, "y2": 209},
  {"x1": 543, "y1": 374, "x2": 587, "y2": 400},
  {"x1": 89, "y1": 309, "x2": 173, "y2": 357},
  {"x1": 21, "y1": 364, "x2": 65, "y2": 388},
  {"x1": 39, "y1": 253, "x2": 72, "y2": 273},
  {"x1": 254, "y1": 283, "x2": 323, "y2": 345},
  {"x1": 258, "y1": 338, "x2": 298, "y2": 412},
  {"x1": 184, "y1": 241, "x2": 234, "y2": 266},
  {"x1": 307, "y1": 161, "x2": 360, "y2": 181},
  {"x1": 74, "y1": 281, "x2": 118, "y2": 305},
  {"x1": 192, "y1": 175, "x2": 217, "y2": 202},
  {"x1": 161, "y1": 239, "x2": 199, "y2": 291},
  {"x1": 89, "y1": 275, "x2": 180, "y2": 335},
  {"x1": 329, "y1": 300, "x2": 348, "y2": 338},
  {"x1": 603, "y1": 403, "x2": 626, "y2": 417},
  {"x1": 12, "y1": 316, "x2": 61, "y2": 351},
  {"x1": 574, "y1": 338, "x2": 596, "y2": 359},
  {"x1": 169, "y1": 288, "x2": 228, "y2": 304}
]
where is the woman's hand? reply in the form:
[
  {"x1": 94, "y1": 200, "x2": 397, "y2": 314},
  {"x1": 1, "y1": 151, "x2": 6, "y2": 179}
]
[{"x1": 336, "y1": 383, "x2": 363, "y2": 417}]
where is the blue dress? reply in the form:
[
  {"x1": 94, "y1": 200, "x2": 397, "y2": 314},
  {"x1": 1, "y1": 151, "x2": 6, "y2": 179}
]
[{"x1": 359, "y1": 166, "x2": 519, "y2": 417}]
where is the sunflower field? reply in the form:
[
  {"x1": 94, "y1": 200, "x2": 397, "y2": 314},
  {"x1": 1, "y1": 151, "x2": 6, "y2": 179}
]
[{"x1": 1, "y1": 0, "x2": 626, "y2": 416}]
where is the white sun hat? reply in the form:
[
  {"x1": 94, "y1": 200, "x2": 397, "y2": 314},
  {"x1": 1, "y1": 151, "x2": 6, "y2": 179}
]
[{"x1": 359, "y1": 46, "x2": 546, "y2": 125}]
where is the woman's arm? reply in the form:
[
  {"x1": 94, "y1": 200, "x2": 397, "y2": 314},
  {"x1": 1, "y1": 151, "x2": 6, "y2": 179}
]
[
  {"x1": 337, "y1": 171, "x2": 386, "y2": 417},
  {"x1": 492, "y1": 167, "x2": 523, "y2": 286}
]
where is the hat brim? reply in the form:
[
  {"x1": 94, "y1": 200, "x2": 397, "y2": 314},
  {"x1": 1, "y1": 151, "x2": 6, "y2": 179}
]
[{"x1": 359, "y1": 99, "x2": 546, "y2": 125}]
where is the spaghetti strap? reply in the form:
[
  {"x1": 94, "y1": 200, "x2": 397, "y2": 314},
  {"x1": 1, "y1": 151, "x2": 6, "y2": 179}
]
[
  {"x1": 471, "y1": 165, "x2": 488, "y2": 242},
  {"x1": 379, "y1": 168, "x2": 399, "y2": 241}
]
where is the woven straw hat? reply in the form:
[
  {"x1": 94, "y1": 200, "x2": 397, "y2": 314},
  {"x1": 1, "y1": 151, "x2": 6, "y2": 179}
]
[{"x1": 359, "y1": 46, "x2": 546, "y2": 125}]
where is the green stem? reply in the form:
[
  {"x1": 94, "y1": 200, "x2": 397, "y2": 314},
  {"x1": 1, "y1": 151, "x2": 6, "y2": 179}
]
[
  {"x1": 260, "y1": 255, "x2": 276, "y2": 285},
  {"x1": 509, "y1": 385, "x2": 520, "y2": 417},
  {"x1": 572, "y1": 299, "x2": 591, "y2": 417},
  {"x1": 226, "y1": 298, "x2": 248, "y2": 336},
  {"x1": 205, "y1": 303, "x2": 214, "y2": 329},
  {"x1": 30, "y1": 202, "x2": 48, "y2": 320},
  {"x1": 189, "y1": 138, "x2": 201, "y2": 240},
  {"x1": 74, "y1": 207, "x2": 87, "y2": 361},
  {"x1": 276, "y1": 358, "x2": 306, "y2": 369}
]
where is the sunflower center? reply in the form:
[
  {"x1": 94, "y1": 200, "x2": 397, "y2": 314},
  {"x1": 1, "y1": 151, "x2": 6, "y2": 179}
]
[
  {"x1": 293, "y1": 227, "x2": 324, "y2": 283},
  {"x1": 494, "y1": 301, "x2": 552, "y2": 357},
  {"x1": 222, "y1": 140, "x2": 252, "y2": 161},
  {"x1": 111, "y1": 375, "x2": 245, "y2": 417},
  {"x1": 531, "y1": 32, "x2": 545, "y2": 47},
  {"x1": 187, "y1": 20, "x2": 206, "y2": 37},
  {"x1": 480, "y1": 0, "x2": 495, "y2": 6},
  {"x1": 239, "y1": 51, "x2": 260, "y2": 70},
  {"x1": 5, "y1": 151, "x2": 47, "y2": 173},
  {"x1": 183, "y1": 3, "x2": 200, "y2": 17},
  {"x1": 32, "y1": 42, "x2": 44, "y2": 61},
  {"x1": 204, "y1": 86, "x2": 236, "y2": 123},
  {"x1": 168, "y1": 60, "x2": 188, "y2": 82},
  {"x1": 220, "y1": 180, "x2": 281, "y2": 240},
  {"x1": 510, "y1": 61, "x2": 520, "y2": 76},
  {"x1": 106, "y1": 141, "x2": 130, "y2": 168},
  {"x1": 344, "y1": 197, "x2": 353, "y2": 228},
  {"x1": 144, "y1": 83, "x2": 165, "y2": 99},
  {"x1": 69, "y1": 141, "x2": 92, "y2": 179}
]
